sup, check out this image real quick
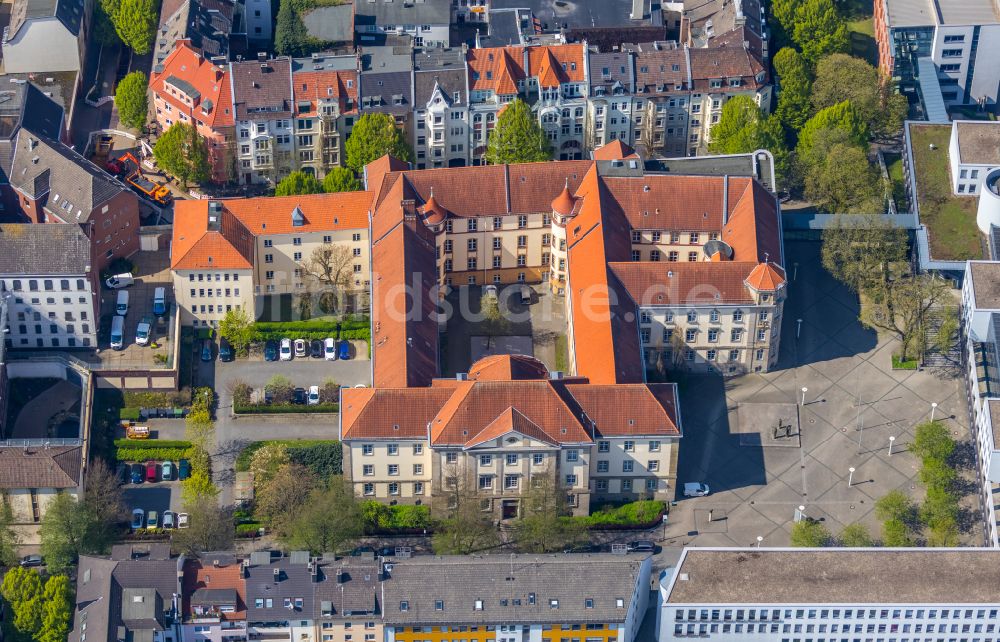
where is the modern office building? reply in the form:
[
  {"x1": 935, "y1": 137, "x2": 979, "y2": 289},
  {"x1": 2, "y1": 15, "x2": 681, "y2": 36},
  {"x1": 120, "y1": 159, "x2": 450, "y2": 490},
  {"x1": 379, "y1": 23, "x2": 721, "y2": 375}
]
[
  {"x1": 875, "y1": 0, "x2": 1000, "y2": 110},
  {"x1": 660, "y1": 547, "x2": 1000, "y2": 641}
]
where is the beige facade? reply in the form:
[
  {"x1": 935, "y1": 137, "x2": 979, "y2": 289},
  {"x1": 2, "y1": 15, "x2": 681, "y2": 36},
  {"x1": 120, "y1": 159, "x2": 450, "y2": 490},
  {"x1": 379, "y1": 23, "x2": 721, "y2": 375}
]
[
  {"x1": 173, "y1": 268, "x2": 254, "y2": 326},
  {"x1": 255, "y1": 228, "x2": 370, "y2": 298},
  {"x1": 433, "y1": 212, "x2": 553, "y2": 286},
  {"x1": 3, "y1": 487, "x2": 77, "y2": 523}
]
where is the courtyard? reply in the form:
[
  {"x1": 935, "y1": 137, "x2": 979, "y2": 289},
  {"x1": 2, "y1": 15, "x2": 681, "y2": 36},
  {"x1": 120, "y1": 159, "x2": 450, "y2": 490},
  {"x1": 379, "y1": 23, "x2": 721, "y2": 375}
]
[{"x1": 666, "y1": 241, "x2": 981, "y2": 547}]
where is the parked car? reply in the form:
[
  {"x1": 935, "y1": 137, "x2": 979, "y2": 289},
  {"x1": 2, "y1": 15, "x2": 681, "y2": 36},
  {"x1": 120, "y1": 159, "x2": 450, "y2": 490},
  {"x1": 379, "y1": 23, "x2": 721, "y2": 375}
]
[
  {"x1": 117, "y1": 463, "x2": 129, "y2": 484},
  {"x1": 310, "y1": 339, "x2": 323, "y2": 358},
  {"x1": 683, "y1": 482, "x2": 710, "y2": 497},
  {"x1": 145, "y1": 460, "x2": 158, "y2": 482},
  {"x1": 135, "y1": 317, "x2": 152, "y2": 346},
  {"x1": 152, "y1": 287, "x2": 167, "y2": 316},
  {"x1": 628, "y1": 540, "x2": 655, "y2": 553},
  {"x1": 338, "y1": 340, "x2": 351, "y2": 360},
  {"x1": 115, "y1": 290, "x2": 129, "y2": 316},
  {"x1": 219, "y1": 337, "x2": 234, "y2": 362},
  {"x1": 20, "y1": 554, "x2": 43, "y2": 567},
  {"x1": 147, "y1": 511, "x2": 159, "y2": 529},
  {"x1": 293, "y1": 387, "x2": 307, "y2": 405},
  {"x1": 162, "y1": 511, "x2": 175, "y2": 529},
  {"x1": 105, "y1": 272, "x2": 134, "y2": 289},
  {"x1": 294, "y1": 338, "x2": 307, "y2": 358},
  {"x1": 308, "y1": 385, "x2": 320, "y2": 405},
  {"x1": 110, "y1": 315, "x2": 126, "y2": 350},
  {"x1": 178, "y1": 459, "x2": 191, "y2": 480},
  {"x1": 130, "y1": 463, "x2": 144, "y2": 484},
  {"x1": 131, "y1": 509, "x2": 145, "y2": 530},
  {"x1": 519, "y1": 284, "x2": 532, "y2": 305},
  {"x1": 279, "y1": 338, "x2": 292, "y2": 361},
  {"x1": 161, "y1": 460, "x2": 174, "y2": 480},
  {"x1": 200, "y1": 339, "x2": 213, "y2": 362},
  {"x1": 264, "y1": 339, "x2": 279, "y2": 361},
  {"x1": 324, "y1": 337, "x2": 337, "y2": 361},
  {"x1": 177, "y1": 512, "x2": 189, "y2": 529}
]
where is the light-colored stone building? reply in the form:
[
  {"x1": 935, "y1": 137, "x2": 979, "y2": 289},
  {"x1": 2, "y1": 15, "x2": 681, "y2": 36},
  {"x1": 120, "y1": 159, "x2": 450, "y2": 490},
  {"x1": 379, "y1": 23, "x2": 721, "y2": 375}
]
[
  {"x1": 0, "y1": 444, "x2": 82, "y2": 524},
  {"x1": 291, "y1": 53, "x2": 359, "y2": 178}
]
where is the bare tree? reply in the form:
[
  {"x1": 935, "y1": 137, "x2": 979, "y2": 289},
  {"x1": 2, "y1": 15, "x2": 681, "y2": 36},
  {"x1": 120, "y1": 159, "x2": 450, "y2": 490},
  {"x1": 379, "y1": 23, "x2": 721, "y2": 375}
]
[
  {"x1": 299, "y1": 245, "x2": 354, "y2": 314},
  {"x1": 861, "y1": 273, "x2": 951, "y2": 362},
  {"x1": 432, "y1": 463, "x2": 500, "y2": 555}
]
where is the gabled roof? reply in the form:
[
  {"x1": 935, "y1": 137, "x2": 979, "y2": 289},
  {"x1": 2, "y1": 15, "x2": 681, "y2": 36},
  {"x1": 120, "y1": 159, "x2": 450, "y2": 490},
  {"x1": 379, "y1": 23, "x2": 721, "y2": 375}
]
[
  {"x1": 171, "y1": 201, "x2": 253, "y2": 271},
  {"x1": 0, "y1": 444, "x2": 81, "y2": 488},
  {"x1": 150, "y1": 41, "x2": 234, "y2": 129},
  {"x1": 293, "y1": 55, "x2": 358, "y2": 116},
  {"x1": 526, "y1": 44, "x2": 586, "y2": 85},
  {"x1": 468, "y1": 46, "x2": 525, "y2": 95},
  {"x1": 0, "y1": 224, "x2": 92, "y2": 275},
  {"x1": 687, "y1": 45, "x2": 767, "y2": 91},
  {"x1": 608, "y1": 261, "x2": 758, "y2": 306},
  {"x1": 340, "y1": 387, "x2": 453, "y2": 439},
  {"x1": 592, "y1": 140, "x2": 638, "y2": 161},
  {"x1": 566, "y1": 383, "x2": 680, "y2": 436},
  {"x1": 7, "y1": 0, "x2": 83, "y2": 39},
  {"x1": 464, "y1": 407, "x2": 559, "y2": 448},
  {"x1": 230, "y1": 57, "x2": 293, "y2": 120},
  {"x1": 182, "y1": 557, "x2": 246, "y2": 621}
]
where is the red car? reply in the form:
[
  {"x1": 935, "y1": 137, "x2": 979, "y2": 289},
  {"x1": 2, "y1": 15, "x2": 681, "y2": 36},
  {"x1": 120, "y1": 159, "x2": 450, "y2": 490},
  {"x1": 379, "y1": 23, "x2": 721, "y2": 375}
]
[{"x1": 145, "y1": 460, "x2": 158, "y2": 482}]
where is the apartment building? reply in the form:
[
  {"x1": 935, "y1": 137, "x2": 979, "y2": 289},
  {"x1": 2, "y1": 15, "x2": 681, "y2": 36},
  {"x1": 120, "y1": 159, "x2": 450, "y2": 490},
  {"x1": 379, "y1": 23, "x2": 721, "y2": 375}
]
[
  {"x1": 152, "y1": 0, "x2": 240, "y2": 75},
  {"x1": 383, "y1": 554, "x2": 651, "y2": 642},
  {"x1": 244, "y1": 551, "x2": 382, "y2": 642},
  {"x1": 291, "y1": 53, "x2": 359, "y2": 177},
  {"x1": 354, "y1": 0, "x2": 451, "y2": 47},
  {"x1": 961, "y1": 260, "x2": 1000, "y2": 547},
  {"x1": 231, "y1": 56, "x2": 296, "y2": 185},
  {"x1": 341, "y1": 353, "x2": 681, "y2": 515},
  {"x1": 171, "y1": 193, "x2": 370, "y2": 326},
  {"x1": 586, "y1": 50, "x2": 639, "y2": 150},
  {"x1": 0, "y1": 443, "x2": 83, "y2": 525},
  {"x1": 0, "y1": 224, "x2": 99, "y2": 349},
  {"x1": 71, "y1": 544, "x2": 183, "y2": 642},
  {"x1": 623, "y1": 41, "x2": 770, "y2": 157},
  {"x1": 467, "y1": 43, "x2": 590, "y2": 164},
  {"x1": 875, "y1": 0, "x2": 1000, "y2": 110},
  {"x1": 181, "y1": 554, "x2": 248, "y2": 642},
  {"x1": 360, "y1": 46, "x2": 415, "y2": 143},
  {"x1": 661, "y1": 547, "x2": 1000, "y2": 642},
  {"x1": 413, "y1": 46, "x2": 470, "y2": 169},
  {"x1": 151, "y1": 41, "x2": 236, "y2": 184}
]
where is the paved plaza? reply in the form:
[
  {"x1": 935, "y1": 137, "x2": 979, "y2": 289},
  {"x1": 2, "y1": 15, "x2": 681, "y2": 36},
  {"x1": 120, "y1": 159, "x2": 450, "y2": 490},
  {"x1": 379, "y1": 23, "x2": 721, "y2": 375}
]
[{"x1": 666, "y1": 241, "x2": 980, "y2": 547}]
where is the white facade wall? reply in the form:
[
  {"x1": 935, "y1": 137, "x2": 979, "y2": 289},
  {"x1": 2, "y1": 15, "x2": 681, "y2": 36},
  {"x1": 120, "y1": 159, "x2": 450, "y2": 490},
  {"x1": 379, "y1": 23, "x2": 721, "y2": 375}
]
[
  {"x1": 246, "y1": 0, "x2": 273, "y2": 42},
  {"x1": 1, "y1": 275, "x2": 98, "y2": 348},
  {"x1": 173, "y1": 268, "x2": 254, "y2": 326},
  {"x1": 236, "y1": 118, "x2": 296, "y2": 185}
]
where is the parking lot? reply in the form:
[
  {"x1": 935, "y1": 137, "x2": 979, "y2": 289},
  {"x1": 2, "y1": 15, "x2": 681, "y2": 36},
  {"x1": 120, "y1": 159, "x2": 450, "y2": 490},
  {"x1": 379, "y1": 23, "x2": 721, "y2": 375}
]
[
  {"x1": 120, "y1": 462, "x2": 184, "y2": 530},
  {"x1": 661, "y1": 241, "x2": 978, "y2": 548},
  {"x1": 92, "y1": 250, "x2": 175, "y2": 369}
]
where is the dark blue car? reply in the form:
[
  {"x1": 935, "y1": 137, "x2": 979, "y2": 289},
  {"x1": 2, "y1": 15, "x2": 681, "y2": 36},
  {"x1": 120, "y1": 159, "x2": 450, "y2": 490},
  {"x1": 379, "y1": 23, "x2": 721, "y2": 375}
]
[
  {"x1": 264, "y1": 339, "x2": 279, "y2": 361},
  {"x1": 338, "y1": 340, "x2": 351, "y2": 360},
  {"x1": 130, "y1": 463, "x2": 143, "y2": 484}
]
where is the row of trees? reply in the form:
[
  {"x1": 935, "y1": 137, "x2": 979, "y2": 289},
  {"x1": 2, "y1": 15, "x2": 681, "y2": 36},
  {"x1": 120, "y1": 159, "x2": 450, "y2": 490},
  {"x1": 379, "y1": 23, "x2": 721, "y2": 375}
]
[
  {"x1": 95, "y1": 0, "x2": 159, "y2": 54},
  {"x1": 1, "y1": 567, "x2": 73, "y2": 642}
]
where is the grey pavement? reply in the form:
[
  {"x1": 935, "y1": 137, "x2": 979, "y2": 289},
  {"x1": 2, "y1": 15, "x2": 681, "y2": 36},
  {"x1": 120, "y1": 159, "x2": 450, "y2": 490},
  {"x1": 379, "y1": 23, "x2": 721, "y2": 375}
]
[
  {"x1": 659, "y1": 240, "x2": 979, "y2": 551},
  {"x1": 209, "y1": 353, "x2": 371, "y2": 505}
]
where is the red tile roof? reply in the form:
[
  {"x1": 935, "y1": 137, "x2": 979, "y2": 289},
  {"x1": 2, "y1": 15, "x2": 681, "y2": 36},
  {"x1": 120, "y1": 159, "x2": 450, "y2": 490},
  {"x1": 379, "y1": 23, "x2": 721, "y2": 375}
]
[
  {"x1": 467, "y1": 44, "x2": 586, "y2": 94},
  {"x1": 608, "y1": 261, "x2": 758, "y2": 306},
  {"x1": 467, "y1": 354, "x2": 550, "y2": 381},
  {"x1": 150, "y1": 41, "x2": 234, "y2": 129},
  {"x1": 592, "y1": 140, "x2": 638, "y2": 161},
  {"x1": 745, "y1": 262, "x2": 786, "y2": 291},
  {"x1": 293, "y1": 69, "x2": 358, "y2": 117},
  {"x1": 340, "y1": 387, "x2": 452, "y2": 439},
  {"x1": 526, "y1": 44, "x2": 586, "y2": 86},
  {"x1": 182, "y1": 558, "x2": 246, "y2": 621},
  {"x1": 566, "y1": 383, "x2": 680, "y2": 436},
  {"x1": 464, "y1": 407, "x2": 558, "y2": 447},
  {"x1": 171, "y1": 200, "x2": 253, "y2": 270}
]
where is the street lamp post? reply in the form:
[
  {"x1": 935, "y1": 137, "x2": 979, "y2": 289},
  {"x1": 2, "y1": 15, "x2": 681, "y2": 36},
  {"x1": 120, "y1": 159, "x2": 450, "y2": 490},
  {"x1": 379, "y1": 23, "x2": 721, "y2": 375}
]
[
  {"x1": 848, "y1": 467, "x2": 855, "y2": 487},
  {"x1": 888, "y1": 436, "x2": 896, "y2": 456},
  {"x1": 801, "y1": 387, "x2": 808, "y2": 406},
  {"x1": 796, "y1": 318, "x2": 803, "y2": 339},
  {"x1": 756, "y1": 536, "x2": 763, "y2": 548},
  {"x1": 931, "y1": 402, "x2": 938, "y2": 422}
]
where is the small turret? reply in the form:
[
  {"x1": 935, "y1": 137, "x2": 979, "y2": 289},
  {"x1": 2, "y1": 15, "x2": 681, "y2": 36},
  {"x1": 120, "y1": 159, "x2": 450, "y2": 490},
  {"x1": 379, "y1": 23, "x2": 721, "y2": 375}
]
[{"x1": 550, "y1": 179, "x2": 577, "y2": 219}]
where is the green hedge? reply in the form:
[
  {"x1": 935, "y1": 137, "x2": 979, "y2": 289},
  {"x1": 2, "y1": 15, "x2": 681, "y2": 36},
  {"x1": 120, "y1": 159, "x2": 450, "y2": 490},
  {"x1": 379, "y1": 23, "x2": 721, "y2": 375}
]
[
  {"x1": 340, "y1": 329, "x2": 370, "y2": 341},
  {"x1": 235, "y1": 440, "x2": 341, "y2": 476},
  {"x1": 236, "y1": 523, "x2": 264, "y2": 537},
  {"x1": 583, "y1": 500, "x2": 666, "y2": 527},
  {"x1": 254, "y1": 320, "x2": 341, "y2": 333},
  {"x1": 115, "y1": 439, "x2": 193, "y2": 449},
  {"x1": 119, "y1": 407, "x2": 142, "y2": 421},
  {"x1": 361, "y1": 501, "x2": 431, "y2": 531},
  {"x1": 123, "y1": 390, "x2": 191, "y2": 408},
  {"x1": 116, "y1": 447, "x2": 194, "y2": 462},
  {"x1": 234, "y1": 403, "x2": 339, "y2": 415}
]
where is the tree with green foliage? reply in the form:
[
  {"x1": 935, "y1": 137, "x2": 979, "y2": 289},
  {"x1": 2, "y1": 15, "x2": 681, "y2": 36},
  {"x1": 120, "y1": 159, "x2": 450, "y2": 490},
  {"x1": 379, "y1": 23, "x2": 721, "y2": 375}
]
[
  {"x1": 280, "y1": 480, "x2": 362, "y2": 554},
  {"x1": 514, "y1": 473, "x2": 587, "y2": 553},
  {"x1": 219, "y1": 306, "x2": 254, "y2": 356},
  {"x1": 1, "y1": 566, "x2": 43, "y2": 636},
  {"x1": 707, "y1": 96, "x2": 790, "y2": 182},
  {"x1": 115, "y1": 71, "x2": 148, "y2": 130},
  {"x1": 797, "y1": 101, "x2": 869, "y2": 162},
  {"x1": 769, "y1": 0, "x2": 799, "y2": 46},
  {"x1": 926, "y1": 517, "x2": 960, "y2": 546},
  {"x1": 249, "y1": 442, "x2": 290, "y2": 492},
  {"x1": 821, "y1": 212, "x2": 908, "y2": 294},
  {"x1": 811, "y1": 54, "x2": 908, "y2": 139},
  {"x1": 172, "y1": 499, "x2": 234, "y2": 555},
  {"x1": 345, "y1": 112, "x2": 413, "y2": 171},
  {"x1": 861, "y1": 273, "x2": 952, "y2": 362},
  {"x1": 484, "y1": 98, "x2": 552, "y2": 165},
  {"x1": 804, "y1": 142, "x2": 883, "y2": 213},
  {"x1": 773, "y1": 48, "x2": 812, "y2": 132},
  {"x1": 875, "y1": 489, "x2": 915, "y2": 523},
  {"x1": 94, "y1": 0, "x2": 120, "y2": 46},
  {"x1": 36, "y1": 575, "x2": 73, "y2": 642},
  {"x1": 153, "y1": 122, "x2": 210, "y2": 186},
  {"x1": 838, "y1": 523, "x2": 873, "y2": 547},
  {"x1": 919, "y1": 458, "x2": 957, "y2": 490},
  {"x1": 792, "y1": 0, "x2": 850, "y2": 64},
  {"x1": 881, "y1": 518, "x2": 912, "y2": 546},
  {"x1": 185, "y1": 408, "x2": 215, "y2": 454},
  {"x1": 274, "y1": 0, "x2": 310, "y2": 57},
  {"x1": 0, "y1": 500, "x2": 20, "y2": 567},
  {"x1": 921, "y1": 486, "x2": 959, "y2": 528},
  {"x1": 275, "y1": 170, "x2": 323, "y2": 196},
  {"x1": 323, "y1": 166, "x2": 363, "y2": 192},
  {"x1": 790, "y1": 519, "x2": 831, "y2": 547},
  {"x1": 181, "y1": 470, "x2": 219, "y2": 506},
  {"x1": 40, "y1": 493, "x2": 100, "y2": 572},
  {"x1": 111, "y1": 0, "x2": 158, "y2": 54},
  {"x1": 433, "y1": 471, "x2": 501, "y2": 555},
  {"x1": 912, "y1": 421, "x2": 956, "y2": 463}
]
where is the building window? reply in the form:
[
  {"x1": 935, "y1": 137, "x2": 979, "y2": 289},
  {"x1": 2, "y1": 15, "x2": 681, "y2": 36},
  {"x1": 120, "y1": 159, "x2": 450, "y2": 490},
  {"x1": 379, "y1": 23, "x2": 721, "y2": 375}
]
[
  {"x1": 362, "y1": 444, "x2": 373, "y2": 455},
  {"x1": 532, "y1": 453, "x2": 544, "y2": 465},
  {"x1": 388, "y1": 464, "x2": 399, "y2": 476},
  {"x1": 363, "y1": 483, "x2": 374, "y2": 495},
  {"x1": 504, "y1": 475, "x2": 519, "y2": 489},
  {"x1": 597, "y1": 460, "x2": 609, "y2": 473},
  {"x1": 623, "y1": 440, "x2": 634, "y2": 451},
  {"x1": 565, "y1": 474, "x2": 577, "y2": 486},
  {"x1": 506, "y1": 453, "x2": 518, "y2": 465}
]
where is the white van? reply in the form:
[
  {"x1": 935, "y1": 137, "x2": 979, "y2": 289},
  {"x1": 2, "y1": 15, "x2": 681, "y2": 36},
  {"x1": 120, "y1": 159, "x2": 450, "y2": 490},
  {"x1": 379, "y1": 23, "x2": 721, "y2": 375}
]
[
  {"x1": 683, "y1": 482, "x2": 711, "y2": 497},
  {"x1": 519, "y1": 285, "x2": 532, "y2": 305},
  {"x1": 105, "y1": 272, "x2": 134, "y2": 289},
  {"x1": 110, "y1": 315, "x2": 125, "y2": 350},
  {"x1": 116, "y1": 290, "x2": 129, "y2": 316}
]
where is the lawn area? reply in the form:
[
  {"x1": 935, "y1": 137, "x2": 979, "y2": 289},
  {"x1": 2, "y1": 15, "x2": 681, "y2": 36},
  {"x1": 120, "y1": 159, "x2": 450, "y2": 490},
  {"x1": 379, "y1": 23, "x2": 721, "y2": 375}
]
[
  {"x1": 908, "y1": 124, "x2": 985, "y2": 260},
  {"x1": 884, "y1": 152, "x2": 908, "y2": 212},
  {"x1": 844, "y1": 0, "x2": 877, "y2": 64}
]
